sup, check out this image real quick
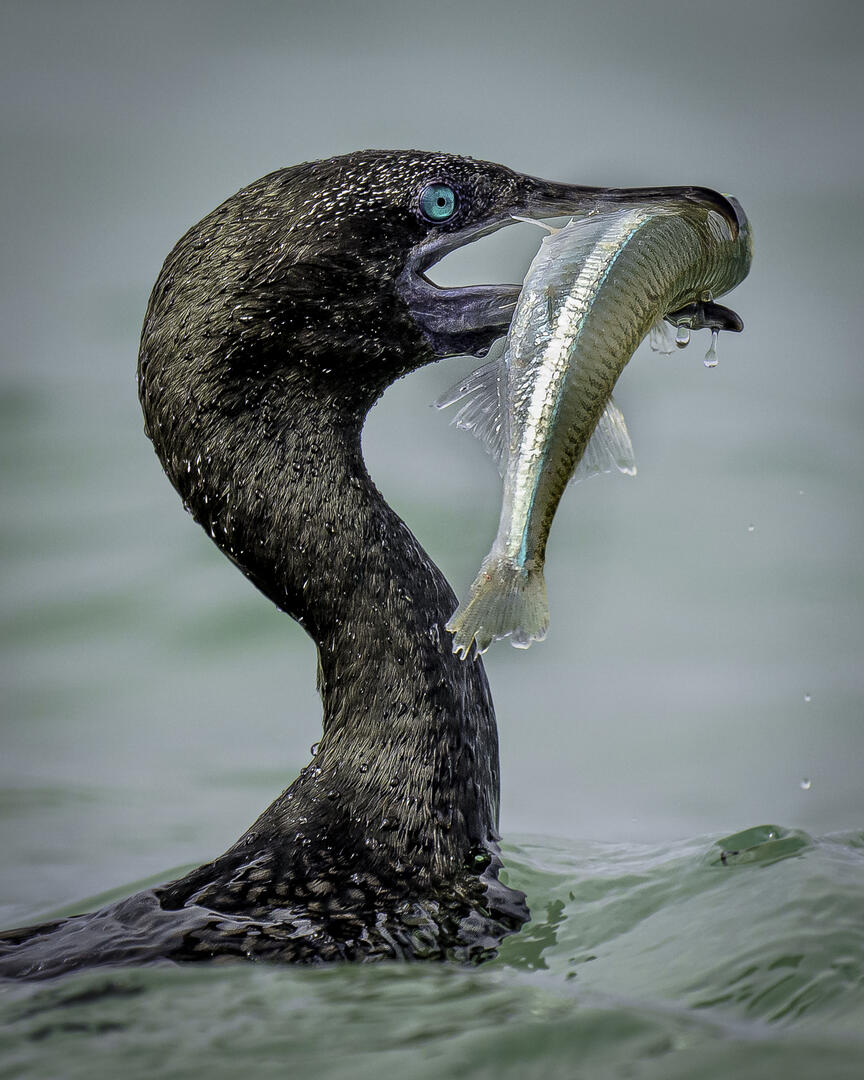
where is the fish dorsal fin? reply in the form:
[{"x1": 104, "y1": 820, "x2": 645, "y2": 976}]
[
  {"x1": 434, "y1": 339, "x2": 509, "y2": 471},
  {"x1": 570, "y1": 396, "x2": 637, "y2": 484}
]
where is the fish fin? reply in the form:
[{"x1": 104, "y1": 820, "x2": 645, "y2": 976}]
[
  {"x1": 647, "y1": 316, "x2": 677, "y2": 355},
  {"x1": 434, "y1": 340, "x2": 509, "y2": 471},
  {"x1": 510, "y1": 214, "x2": 563, "y2": 235},
  {"x1": 447, "y1": 554, "x2": 548, "y2": 659},
  {"x1": 570, "y1": 396, "x2": 637, "y2": 485}
]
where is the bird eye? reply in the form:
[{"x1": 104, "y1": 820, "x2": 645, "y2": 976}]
[{"x1": 418, "y1": 183, "x2": 457, "y2": 222}]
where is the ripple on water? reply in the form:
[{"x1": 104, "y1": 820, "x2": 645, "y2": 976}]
[
  {"x1": 1, "y1": 828, "x2": 863, "y2": 1080},
  {"x1": 497, "y1": 827, "x2": 864, "y2": 1032}
]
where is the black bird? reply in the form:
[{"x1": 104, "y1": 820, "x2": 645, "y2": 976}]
[{"x1": 0, "y1": 151, "x2": 740, "y2": 978}]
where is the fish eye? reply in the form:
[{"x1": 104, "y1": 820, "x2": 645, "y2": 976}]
[{"x1": 418, "y1": 182, "x2": 457, "y2": 223}]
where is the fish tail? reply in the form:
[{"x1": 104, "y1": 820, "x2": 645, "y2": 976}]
[{"x1": 447, "y1": 554, "x2": 548, "y2": 659}]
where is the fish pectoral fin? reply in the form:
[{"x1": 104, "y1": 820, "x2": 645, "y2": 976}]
[
  {"x1": 434, "y1": 339, "x2": 509, "y2": 471},
  {"x1": 570, "y1": 396, "x2": 637, "y2": 485},
  {"x1": 648, "y1": 316, "x2": 678, "y2": 355}
]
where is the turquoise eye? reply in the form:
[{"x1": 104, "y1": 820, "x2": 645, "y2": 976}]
[{"x1": 419, "y1": 183, "x2": 457, "y2": 222}]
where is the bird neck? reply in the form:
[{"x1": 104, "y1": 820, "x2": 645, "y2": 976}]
[{"x1": 145, "y1": 367, "x2": 501, "y2": 884}]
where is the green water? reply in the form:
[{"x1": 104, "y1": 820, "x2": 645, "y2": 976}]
[{"x1": 2, "y1": 828, "x2": 863, "y2": 1079}]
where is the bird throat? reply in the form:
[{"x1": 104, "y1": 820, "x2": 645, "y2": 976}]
[{"x1": 139, "y1": 355, "x2": 503, "y2": 889}]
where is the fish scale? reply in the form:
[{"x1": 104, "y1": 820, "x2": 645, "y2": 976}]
[{"x1": 442, "y1": 198, "x2": 752, "y2": 656}]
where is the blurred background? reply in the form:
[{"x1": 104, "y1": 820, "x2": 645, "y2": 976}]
[{"x1": 1, "y1": 0, "x2": 861, "y2": 924}]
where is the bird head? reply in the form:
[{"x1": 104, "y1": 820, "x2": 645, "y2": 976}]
[{"x1": 142, "y1": 149, "x2": 741, "y2": 409}]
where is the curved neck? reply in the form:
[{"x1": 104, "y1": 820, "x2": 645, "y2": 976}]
[{"x1": 141, "y1": 363, "x2": 500, "y2": 884}]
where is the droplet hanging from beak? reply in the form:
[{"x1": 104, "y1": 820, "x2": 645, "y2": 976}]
[{"x1": 703, "y1": 329, "x2": 719, "y2": 368}]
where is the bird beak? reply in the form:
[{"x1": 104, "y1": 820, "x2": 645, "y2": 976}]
[
  {"x1": 398, "y1": 172, "x2": 744, "y2": 359},
  {"x1": 517, "y1": 178, "x2": 744, "y2": 238}
]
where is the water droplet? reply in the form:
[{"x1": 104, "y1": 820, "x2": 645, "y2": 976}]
[
  {"x1": 675, "y1": 324, "x2": 691, "y2": 349},
  {"x1": 703, "y1": 329, "x2": 719, "y2": 368},
  {"x1": 309, "y1": 742, "x2": 320, "y2": 756},
  {"x1": 747, "y1": 524, "x2": 756, "y2": 533},
  {"x1": 800, "y1": 777, "x2": 812, "y2": 791},
  {"x1": 804, "y1": 693, "x2": 811, "y2": 703}
]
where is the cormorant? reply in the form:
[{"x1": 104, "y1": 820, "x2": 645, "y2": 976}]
[{"x1": 0, "y1": 151, "x2": 740, "y2": 978}]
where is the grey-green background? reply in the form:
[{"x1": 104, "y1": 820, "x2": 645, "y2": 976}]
[{"x1": 1, "y1": 0, "x2": 861, "y2": 935}]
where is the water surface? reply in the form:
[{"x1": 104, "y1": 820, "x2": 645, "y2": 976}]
[{"x1": 3, "y1": 828, "x2": 863, "y2": 1078}]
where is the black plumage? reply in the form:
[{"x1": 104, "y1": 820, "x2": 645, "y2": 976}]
[{"x1": 1, "y1": 151, "x2": 741, "y2": 978}]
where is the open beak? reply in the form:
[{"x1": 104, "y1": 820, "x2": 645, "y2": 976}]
[{"x1": 398, "y1": 172, "x2": 744, "y2": 359}]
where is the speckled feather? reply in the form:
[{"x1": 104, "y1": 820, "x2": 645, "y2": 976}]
[{"x1": 0, "y1": 151, "x2": 532, "y2": 978}]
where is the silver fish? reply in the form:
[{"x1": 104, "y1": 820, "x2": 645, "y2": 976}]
[{"x1": 439, "y1": 196, "x2": 752, "y2": 658}]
